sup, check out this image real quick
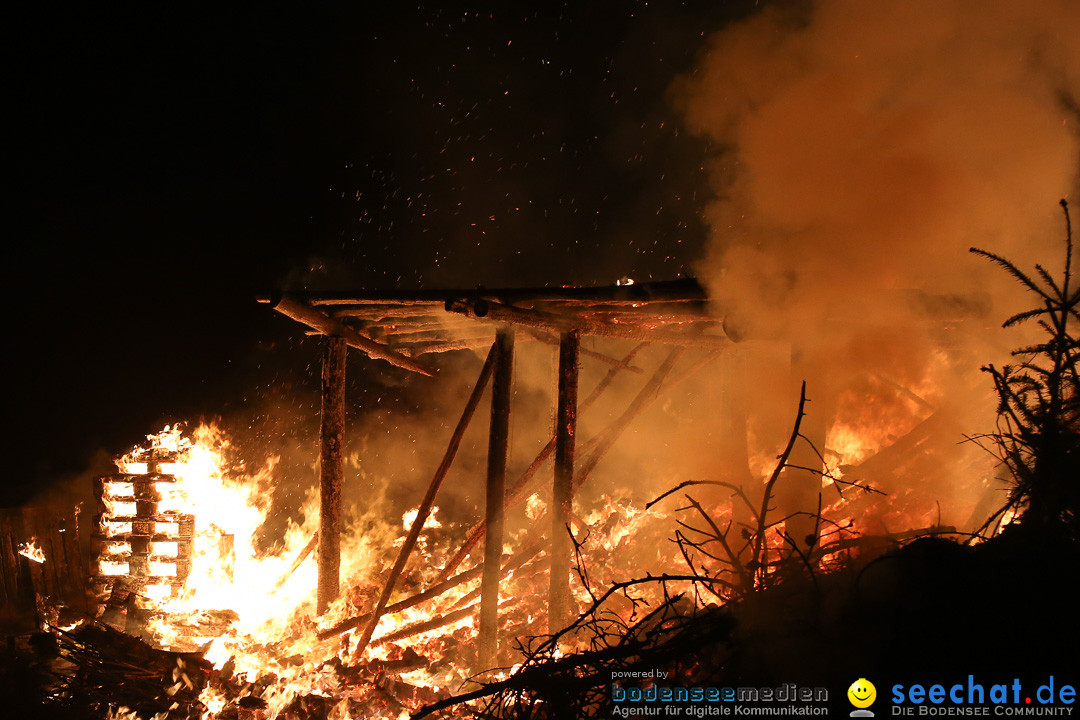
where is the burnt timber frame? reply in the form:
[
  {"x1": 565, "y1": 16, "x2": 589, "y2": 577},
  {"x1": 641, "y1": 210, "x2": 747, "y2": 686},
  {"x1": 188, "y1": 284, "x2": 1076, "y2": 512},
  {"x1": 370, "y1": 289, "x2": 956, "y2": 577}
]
[{"x1": 258, "y1": 278, "x2": 724, "y2": 665}]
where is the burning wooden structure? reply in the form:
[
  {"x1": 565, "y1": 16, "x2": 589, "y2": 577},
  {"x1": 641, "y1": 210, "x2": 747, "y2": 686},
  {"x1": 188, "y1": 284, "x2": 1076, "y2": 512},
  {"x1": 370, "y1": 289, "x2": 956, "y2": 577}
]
[
  {"x1": 90, "y1": 446, "x2": 197, "y2": 630},
  {"x1": 0, "y1": 272, "x2": 1023, "y2": 718},
  {"x1": 257, "y1": 278, "x2": 727, "y2": 666}
]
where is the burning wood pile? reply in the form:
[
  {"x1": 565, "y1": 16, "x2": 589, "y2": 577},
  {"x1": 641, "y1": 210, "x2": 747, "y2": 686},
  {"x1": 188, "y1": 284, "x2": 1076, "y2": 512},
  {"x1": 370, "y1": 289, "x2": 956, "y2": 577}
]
[
  {"x1": 7, "y1": 249, "x2": 1074, "y2": 719},
  {"x1": 91, "y1": 446, "x2": 198, "y2": 634}
]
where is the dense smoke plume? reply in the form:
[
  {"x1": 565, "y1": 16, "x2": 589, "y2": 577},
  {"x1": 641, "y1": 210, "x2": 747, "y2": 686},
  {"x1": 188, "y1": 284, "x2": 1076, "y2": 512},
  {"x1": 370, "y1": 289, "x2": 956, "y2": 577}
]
[
  {"x1": 666, "y1": 0, "x2": 1080, "y2": 528},
  {"x1": 677, "y1": 0, "x2": 1079, "y2": 345}
]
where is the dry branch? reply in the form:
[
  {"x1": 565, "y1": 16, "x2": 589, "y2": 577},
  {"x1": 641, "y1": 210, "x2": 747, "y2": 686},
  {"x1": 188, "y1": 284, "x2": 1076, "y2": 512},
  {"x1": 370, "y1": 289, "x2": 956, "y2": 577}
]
[{"x1": 752, "y1": 382, "x2": 808, "y2": 578}]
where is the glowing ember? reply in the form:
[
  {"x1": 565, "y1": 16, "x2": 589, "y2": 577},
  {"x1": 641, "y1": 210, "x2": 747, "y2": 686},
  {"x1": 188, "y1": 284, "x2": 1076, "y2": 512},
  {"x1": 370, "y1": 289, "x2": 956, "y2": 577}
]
[
  {"x1": 403, "y1": 505, "x2": 442, "y2": 530},
  {"x1": 99, "y1": 560, "x2": 129, "y2": 576},
  {"x1": 151, "y1": 541, "x2": 179, "y2": 556}
]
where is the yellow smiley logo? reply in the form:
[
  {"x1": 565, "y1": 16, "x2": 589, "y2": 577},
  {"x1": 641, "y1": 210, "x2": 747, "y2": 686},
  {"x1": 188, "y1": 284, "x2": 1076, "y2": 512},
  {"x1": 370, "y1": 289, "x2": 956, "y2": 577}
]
[{"x1": 848, "y1": 678, "x2": 876, "y2": 708}]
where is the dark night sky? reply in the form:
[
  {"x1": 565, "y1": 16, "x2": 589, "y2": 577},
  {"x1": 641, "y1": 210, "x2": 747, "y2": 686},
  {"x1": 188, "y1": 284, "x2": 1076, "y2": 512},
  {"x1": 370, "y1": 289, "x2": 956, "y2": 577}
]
[{"x1": 3, "y1": 2, "x2": 757, "y2": 503}]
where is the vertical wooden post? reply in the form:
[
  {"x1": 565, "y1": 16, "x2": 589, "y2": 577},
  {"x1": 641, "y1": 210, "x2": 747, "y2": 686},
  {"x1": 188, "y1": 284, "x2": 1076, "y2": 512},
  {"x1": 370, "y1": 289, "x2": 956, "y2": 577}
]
[
  {"x1": 479, "y1": 327, "x2": 514, "y2": 669},
  {"x1": 318, "y1": 336, "x2": 346, "y2": 615},
  {"x1": 548, "y1": 330, "x2": 579, "y2": 633}
]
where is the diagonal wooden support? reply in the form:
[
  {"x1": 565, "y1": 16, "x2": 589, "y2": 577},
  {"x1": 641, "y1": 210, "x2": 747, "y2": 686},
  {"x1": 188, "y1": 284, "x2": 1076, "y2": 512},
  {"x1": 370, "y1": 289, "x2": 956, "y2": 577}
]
[{"x1": 350, "y1": 344, "x2": 497, "y2": 660}]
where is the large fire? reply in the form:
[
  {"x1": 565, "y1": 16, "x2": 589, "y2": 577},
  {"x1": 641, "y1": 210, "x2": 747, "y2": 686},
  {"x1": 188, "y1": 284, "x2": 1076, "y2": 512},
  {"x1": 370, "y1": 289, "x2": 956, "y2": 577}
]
[
  {"x1": 64, "y1": 380, "x2": 993, "y2": 720},
  {"x1": 87, "y1": 424, "x2": 554, "y2": 717},
  {"x1": 88, "y1": 425, "x2": 471, "y2": 717},
  {"x1": 75, "y1": 422, "x2": 675, "y2": 717}
]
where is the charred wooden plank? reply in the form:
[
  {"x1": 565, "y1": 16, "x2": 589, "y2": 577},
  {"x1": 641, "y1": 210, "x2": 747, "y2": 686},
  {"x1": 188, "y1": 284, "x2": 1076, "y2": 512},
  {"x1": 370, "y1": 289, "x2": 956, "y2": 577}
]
[
  {"x1": 20, "y1": 507, "x2": 51, "y2": 600},
  {"x1": 371, "y1": 604, "x2": 476, "y2": 647}
]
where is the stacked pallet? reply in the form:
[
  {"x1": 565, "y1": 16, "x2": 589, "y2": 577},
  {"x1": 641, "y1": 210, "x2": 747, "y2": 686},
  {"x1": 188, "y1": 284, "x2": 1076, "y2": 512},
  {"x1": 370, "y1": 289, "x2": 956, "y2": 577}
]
[{"x1": 89, "y1": 450, "x2": 194, "y2": 628}]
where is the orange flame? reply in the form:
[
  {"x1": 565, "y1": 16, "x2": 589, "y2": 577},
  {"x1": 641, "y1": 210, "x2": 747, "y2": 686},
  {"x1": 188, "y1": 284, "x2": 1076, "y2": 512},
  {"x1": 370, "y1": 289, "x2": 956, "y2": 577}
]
[{"x1": 18, "y1": 538, "x2": 46, "y2": 564}]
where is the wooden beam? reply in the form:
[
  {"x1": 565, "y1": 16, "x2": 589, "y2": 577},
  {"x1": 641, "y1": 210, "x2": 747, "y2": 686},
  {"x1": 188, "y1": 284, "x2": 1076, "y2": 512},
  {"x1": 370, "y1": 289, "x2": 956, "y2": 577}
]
[
  {"x1": 479, "y1": 327, "x2": 514, "y2": 669},
  {"x1": 318, "y1": 336, "x2": 346, "y2": 615},
  {"x1": 261, "y1": 293, "x2": 438, "y2": 377},
  {"x1": 351, "y1": 344, "x2": 497, "y2": 660},
  {"x1": 449, "y1": 299, "x2": 727, "y2": 347},
  {"x1": 283, "y1": 277, "x2": 707, "y2": 306},
  {"x1": 331, "y1": 304, "x2": 446, "y2": 317},
  {"x1": 548, "y1": 330, "x2": 579, "y2": 633}
]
